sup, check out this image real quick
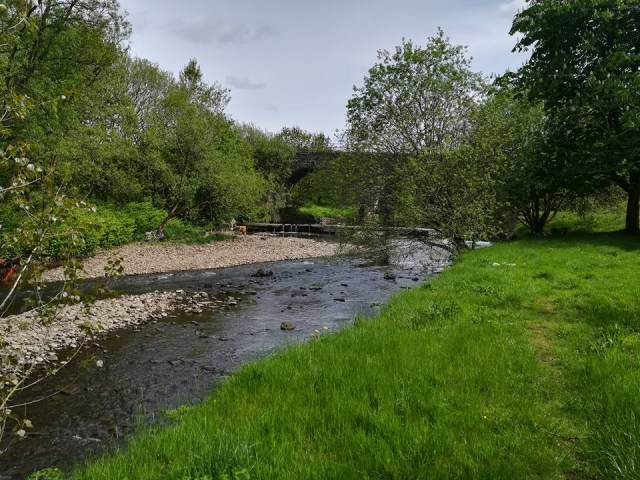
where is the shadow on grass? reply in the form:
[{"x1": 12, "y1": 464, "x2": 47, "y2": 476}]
[
  {"x1": 578, "y1": 299, "x2": 640, "y2": 331},
  {"x1": 513, "y1": 231, "x2": 640, "y2": 252}
]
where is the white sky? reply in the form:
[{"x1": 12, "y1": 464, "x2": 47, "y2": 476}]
[{"x1": 117, "y1": 0, "x2": 529, "y2": 136}]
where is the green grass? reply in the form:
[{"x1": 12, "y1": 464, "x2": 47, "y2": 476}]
[
  {"x1": 298, "y1": 204, "x2": 358, "y2": 222},
  {"x1": 515, "y1": 203, "x2": 626, "y2": 236},
  {"x1": 72, "y1": 232, "x2": 640, "y2": 479}
]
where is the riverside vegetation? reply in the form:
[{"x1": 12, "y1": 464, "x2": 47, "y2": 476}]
[
  {"x1": 68, "y1": 213, "x2": 640, "y2": 479},
  {"x1": 3, "y1": 0, "x2": 640, "y2": 476}
]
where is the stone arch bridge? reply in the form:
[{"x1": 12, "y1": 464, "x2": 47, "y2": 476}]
[{"x1": 289, "y1": 151, "x2": 339, "y2": 185}]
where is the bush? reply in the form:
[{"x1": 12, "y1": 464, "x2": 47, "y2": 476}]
[
  {"x1": 98, "y1": 210, "x2": 135, "y2": 248},
  {"x1": 40, "y1": 207, "x2": 136, "y2": 260},
  {"x1": 35, "y1": 201, "x2": 229, "y2": 260},
  {"x1": 120, "y1": 202, "x2": 171, "y2": 237}
]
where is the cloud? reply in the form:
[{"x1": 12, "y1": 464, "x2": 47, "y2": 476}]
[
  {"x1": 225, "y1": 75, "x2": 266, "y2": 90},
  {"x1": 499, "y1": 0, "x2": 526, "y2": 16},
  {"x1": 219, "y1": 24, "x2": 275, "y2": 45},
  {"x1": 264, "y1": 104, "x2": 279, "y2": 112},
  {"x1": 167, "y1": 20, "x2": 275, "y2": 45}
]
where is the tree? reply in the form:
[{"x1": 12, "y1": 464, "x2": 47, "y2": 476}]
[
  {"x1": 471, "y1": 88, "x2": 572, "y2": 234},
  {"x1": 154, "y1": 60, "x2": 228, "y2": 231},
  {"x1": 236, "y1": 123, "x2": 296, "y2": 185},
  {"x1": 343, "y1": 30, "x2": 493, "y2": 250},
  {"x1": 276, "y1": 126, "x2": 332, "y2": 153},
  {"x1": 0, "y1": 0, "x2": 127, "y2": 453},
  {"x1": 235, "y1": 124, "x2": 296, "y2": 221},
  {"x1": 153, "y1": 60, "x2": 266, "y2": 230},
  {"x1": 510, "y1": 0, "x2": 640, "y2": 233}
]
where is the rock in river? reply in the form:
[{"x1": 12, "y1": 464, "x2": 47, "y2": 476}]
[
  {"x1": 280, "y1": 321, "x2": 295, "y2": 331},
  {"x1": 252, "y1": 268, "x2": 274, "y2": 278}
]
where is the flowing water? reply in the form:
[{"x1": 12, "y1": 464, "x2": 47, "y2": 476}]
[{"x1": 0, "y1": 248, "x2": 448, "y2": 479}]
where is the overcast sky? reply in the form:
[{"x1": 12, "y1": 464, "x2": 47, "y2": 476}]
[{"x1": 117, "y1": 0, "x2": 528, "y2": 137}]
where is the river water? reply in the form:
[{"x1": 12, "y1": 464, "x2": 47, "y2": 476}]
[{"x1": 0, "y1": 248, "x2": 448, "y2": 479}]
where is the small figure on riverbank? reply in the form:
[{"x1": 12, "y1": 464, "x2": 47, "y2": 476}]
[
  {"x1": 230, "y1": 218, "x2": 246, "y2": 235},
  {"x1": 0, "y1": 256, "x2": 20, "y2": 283},
  {"x1": 145, "y1": 230, "x2": 166, "y2": 241}
]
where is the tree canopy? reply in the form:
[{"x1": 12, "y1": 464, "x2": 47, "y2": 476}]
[
  {"x1": 511, "y1": 0, "x2": 640, "y2": 232},
  {"x1": 342, "y1": 31, "x2": 497, "y2": 248}
]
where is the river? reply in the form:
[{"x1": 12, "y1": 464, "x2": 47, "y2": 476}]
[{"x1": 0, "y1": 248, "x2": 448, "y2": 479}]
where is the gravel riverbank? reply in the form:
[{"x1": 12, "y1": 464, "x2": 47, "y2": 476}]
[
  {"x1": 1, "y1": 235, "x2": 340, "y2": 379},
  {"x1": 43, "y1": 235, "x2": 340, "y2": 281}
]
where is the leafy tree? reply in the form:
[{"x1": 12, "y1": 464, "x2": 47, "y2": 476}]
[
  {"x1": 276, "y1": 126, "x2": 332, "y2": 152},
  {"x1": 236, "y1": 123, "x2": 295, "y2": 185},
  {"x1": 0, "y1": 0, "x2": 133, "y2": 210},
  {"x1": 235, "y1": 123, "x2": 296, "y2": 221},
  {"x1": 0, "y1": 0, "x2": 126, "y2": 453},
  {"x1": 343, "y1": 30, "x2": 493, "y2": 250},
  {"x1": 510, "y1": 0, "x2": 640, "y2": 233},
  {"x1": 74, "y1": 56, "x2": 176, "y2": 205},
  {"x1": 153, "y1": 60, "x2": 266, "y2": 230},
  {"x1": 472, "y1": 88, "x2": 573, "y2": 234}
]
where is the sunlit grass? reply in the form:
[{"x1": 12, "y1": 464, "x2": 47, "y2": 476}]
[
  {"x1": 298, "y1": 204, "x2": 358, "y2": 222},
  {"x1": 73, "y1": 232, "x2": 640, "y2": 479}
]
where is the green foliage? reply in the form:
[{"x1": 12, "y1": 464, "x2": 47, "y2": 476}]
[
  {"x1": 276, "y1": 126, "x2": 332, "y2": 152},
  {"x1": 31, "y1": 201, "x2": 227, "y2": 260},
  {"x1": 39, "y1": 207, "x2": 135, "y2": 260},
  {"x1": 298, "y1": 205, "x2": 358, "y2": 223},
  {"x1": 26, "y1": 468, "x2": 66, "y2": 480},
  {"x1": 288, "y1": 153, "x2": 348, "y2": 209},
  {"x1": 472, "y1": 88, "x2": 571, "y2": 234},
  {"x1": 511, "y1": 0, "x2": 640, "y2": 232},
  {"x1": 516, "y1": 201, "x2": 627, "y2": 236},
  {"x1": 236, "y1": 123, "x2": 296, "y2": 185},
  {"x1": 120, "y1": 202, "x2": 175, "y2": 237},
  {"x1": 343, "y1": 30, "x2": 496, "y2": 247}
]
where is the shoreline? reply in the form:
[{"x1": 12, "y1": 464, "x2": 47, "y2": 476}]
[
  {"x1": 1, "y1": 235, "x2": 341, "y2": 379},
  {"x1": 42, "y1": 234, "x2": 340, "y2": 281}
]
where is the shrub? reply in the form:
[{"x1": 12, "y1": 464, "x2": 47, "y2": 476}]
[{"x1": 120, "y1": 202, "x2": 170, "y2": 237}]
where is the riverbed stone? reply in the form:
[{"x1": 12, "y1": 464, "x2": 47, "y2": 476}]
[
  {"x1": 280, "y1": 321, "x2": 296, "y2": 331},
  {"x1": 1, "y1": 237, "x2": 342, "y2": 384},
  {"x1": 252, "y1": 268, "x2": 274, "y2": 278}
]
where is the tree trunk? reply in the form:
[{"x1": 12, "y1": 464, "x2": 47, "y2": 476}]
[
  {"x1": 157, "y1": 198, "x2": 221, "y2": 234},
  {"x1": 158, "y1": 202, "x2": 180, "y2": 233},
  {"x1": 625, "y1": 186, "x2": 640, "y2": 234}
]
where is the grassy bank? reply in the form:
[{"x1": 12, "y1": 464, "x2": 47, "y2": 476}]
[{"x1": 70, "y1": 232, "x2": 639, "y2": 479}]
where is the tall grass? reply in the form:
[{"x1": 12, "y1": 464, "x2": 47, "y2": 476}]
[{"x1": 72, "y1": 232, "x2": 640, "y2": 479}]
